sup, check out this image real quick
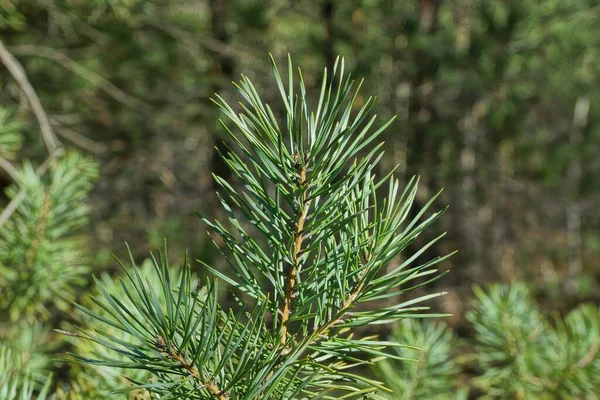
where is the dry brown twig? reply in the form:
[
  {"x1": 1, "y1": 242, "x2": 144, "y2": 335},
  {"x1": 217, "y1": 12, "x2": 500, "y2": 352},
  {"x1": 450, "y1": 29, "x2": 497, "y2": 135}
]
[
  {"x1": 50, "y1": 117, "x2": 108, "y2": 155},
  {"x1": 0, "y1": 155, "x2": 19, "y2": 181},
  {"x1": 0, "y1": 39, "x2": 61, "y2": 154},
  {"x1": 0, "y1": 38, "x2": 65, "y2": 228},
  {"x1": 9, "y1": 44, "x2": 152, "y2": 114}
]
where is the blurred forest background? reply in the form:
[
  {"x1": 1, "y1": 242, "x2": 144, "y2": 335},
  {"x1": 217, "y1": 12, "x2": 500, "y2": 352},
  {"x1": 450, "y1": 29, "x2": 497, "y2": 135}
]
[{"x1": 1, "y1": 0, "x2": 599, "y2": 397}]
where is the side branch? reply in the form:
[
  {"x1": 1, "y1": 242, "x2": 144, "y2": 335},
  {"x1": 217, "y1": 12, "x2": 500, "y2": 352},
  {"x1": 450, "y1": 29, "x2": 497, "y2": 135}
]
[
  {"x1": 158, "y1": 336, "x2": 229, "y2": 400},
  {"x1": 50, "y1": 117, "x2": 108, "y2": 154},
  {"x1": 280, "y1": 158, "x2": 309, "y2": 347},
  {"x1": 312, "y1": 271, "x2": 366, "y2": 344},
  {"x1": 312, "y1": 252, "x2": 371, "y2": 345},
  {"x1": 0, "y1": 156, "x2": 19, "y2": 181}
]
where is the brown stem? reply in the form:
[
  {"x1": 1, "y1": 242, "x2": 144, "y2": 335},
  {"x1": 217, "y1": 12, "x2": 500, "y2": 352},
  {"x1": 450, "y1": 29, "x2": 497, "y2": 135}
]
[
  {"x1": 311, "y1": 267, "x2": 368, "y2": 344},
  {"x1": 280, "y1": 161, "x2": 308, "y2": 347},
  {"x1": 0, "y1": 38, "x2": 66, "y2": 229},
  {"x1": 25, "y1": 192, "x2": 52, "y2": 269},
  {"x1": 575, "y1": 340, "x2": 600, "y2": 369},
  {"x1": 161, "y1": 338, "x2": 228, "y2": 400},
  {"x1": 267, "y1": 254, "x2": 368, "y2": 388},
  {"x1": 0, "y1": 156, "x2": 19, "y2": 181}
]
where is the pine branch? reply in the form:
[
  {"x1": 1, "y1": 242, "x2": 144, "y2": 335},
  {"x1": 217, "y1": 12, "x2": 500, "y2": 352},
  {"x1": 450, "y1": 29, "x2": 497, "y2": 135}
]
[
  {"x1": 0, "y1": 150, "x2": 63, "y2": 229},
  {"x1": 24, "y1": 192, "x2": 51, "y2": 270},
  {"x1": 71, "y1": 55, "x2": 450, "y2": 398},
  {"x1": 374, "y1": 319, "x2": 459, "y2": 399},
  {"x1": 311, "y1": 266, "x2": 367, "y2": 344},
  {"x1": 160, "y1": 337, "x2": 228, "y2": 400},
  {"x1": 468, "y1": 284, "x2": 600, "y2": 398},
  {"x1": 575, "y1": 340, "x2": 599, "y2": 369},
  {"x1": 0, "y1": 151, "x2": 97, "y2": 320}
]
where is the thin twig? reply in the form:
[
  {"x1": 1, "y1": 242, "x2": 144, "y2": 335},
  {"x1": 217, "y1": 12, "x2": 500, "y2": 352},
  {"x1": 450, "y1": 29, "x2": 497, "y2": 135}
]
[
  {"x1": 156, "y1": 335, "x2": 228, "y2": 400},
  {"x1": 53, "y1": 329, "x2": 87, "y2": 339},
  {"x1": 50, "y1": 117, "x2": 108, "y2": 154},
  {"x1": 24, "y1": 192, "x2": 52, "y2": 269},
  {"x1": 143, "y1": 19, "x2": 261, "y2": 65},
  {"x1": 0, "y1": 39, "x2": 61, "y2": 153},
  {"x1": 311, "y1": 269, "x2": 367, "y2": 344},
  {"x1": 0, "y1": 155, "x2": 19, "y2": 181},
  {"x1": 407, "y1": 346, "x2": 426, "y2": 400},
  {"x1": 575, "y1": 340, "x2": 600, "y2": 369},
  {"x1": 9, "y1": 44, "x2": 152, "y2": 114},
  {"x1": 51, "y1": 113, "x2": 84, "y2": 125},
  {"x1": 170, "y1": 351, "x2": 228, "y2": 400},
  {"x1": 0, "y1": 149, "x2": 63, "y2": 229}
]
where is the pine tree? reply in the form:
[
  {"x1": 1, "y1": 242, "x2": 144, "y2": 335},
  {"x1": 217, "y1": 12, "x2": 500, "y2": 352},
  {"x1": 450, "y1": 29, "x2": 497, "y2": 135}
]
[
  {"x1": 375, "y1": 283, "x2": 600, "y2": 399},
  {"x1": 69, "y1": 56, "x2": 450, "y2": 399},
  {"x1": 0, "y1": 100, "x2": 98, "y2": 396},
  {"x1": 468, "y1": 283, "x2": 600, "y2": 399},
  {"x1": 0, "y1": 324, "x2": 53, "y2": 400},
  {"x1": 56, "y1": 260, "x2": 172, "y2": 399},
  {"x1": 374, "y1": 319, "x2": 465, "y2": 400},
  {"x1": 0, "y1": 151, "x2": 98, "y2": 321}
]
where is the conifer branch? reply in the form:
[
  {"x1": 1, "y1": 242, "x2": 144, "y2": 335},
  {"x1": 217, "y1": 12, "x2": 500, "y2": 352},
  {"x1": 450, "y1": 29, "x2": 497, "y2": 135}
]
[
  {"x1": 24, "y1": 193, "x2": 51, "y2": 269},
  {"x1": 0, "y1": 149, "x2": 63, "y2": 229},
  {"x1": 71, "y1": 56, "x2": 450, "y2": 398},
  {"x1": 575, "y1": 340, "x2": 599, "y2": 369},
  {"x1": 158, "y1": 336, "x2": 229, "y2": 400},
  {"x1": 50, "y1": 117, "x2": 108, "y2": 154},
  {"x1": 312, "y1": 268, "x2": 367, "y2": 344}
]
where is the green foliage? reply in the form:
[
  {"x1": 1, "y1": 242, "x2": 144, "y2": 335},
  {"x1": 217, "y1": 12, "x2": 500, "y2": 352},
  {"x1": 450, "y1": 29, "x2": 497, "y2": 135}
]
[
  {"x1": 374, "y1": 319, "x2": 462, "y2": 400},
  {"x1": 0, "y1": 107, "x2": 22, "y2": 160},
  {"x1": 57, "y1": 260, "x2": 175, "y2": 399},
  {"x1": 2, "y1": 0, "x2": 599, "y2": 397},
  {"x1": 468, "y1": 283, "x2": 600, "y2": 399},
  {"x1": 467, "y1": 283, "x2": 551, "y2": 397},
  {"x1": 549, "y1": 304, "x2": 600, "y2": 398},
  {"x1": 71, "y1": 57, "x2": 449, "y2": 399},
  {"x1": 0, "y1": 149, "x2": 98, "y2": 398},
  {"x1": 0, "y1": 354, "x2": 52, "y2": 400},
  {"x1": 0, "y1": 151, "x2": 98, "y2": 321},
  {"x1": 0, "y1": 324, "x2": 53, "y2": 400},
  {"x1": 376, "y1": 283, "x2": 600, "y2": 399}
]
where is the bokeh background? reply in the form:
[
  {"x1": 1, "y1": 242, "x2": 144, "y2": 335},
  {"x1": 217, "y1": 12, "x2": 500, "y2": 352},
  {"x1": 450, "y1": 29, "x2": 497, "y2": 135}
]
[{"x1": 1, "y1": 0, "x2": 599, "y2": 396}]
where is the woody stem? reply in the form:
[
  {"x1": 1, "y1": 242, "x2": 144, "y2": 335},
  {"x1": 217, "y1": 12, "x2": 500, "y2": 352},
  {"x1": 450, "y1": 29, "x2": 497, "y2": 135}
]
[{"x1": 280, "y1": 164, "x2": 308, "y2": 347}]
